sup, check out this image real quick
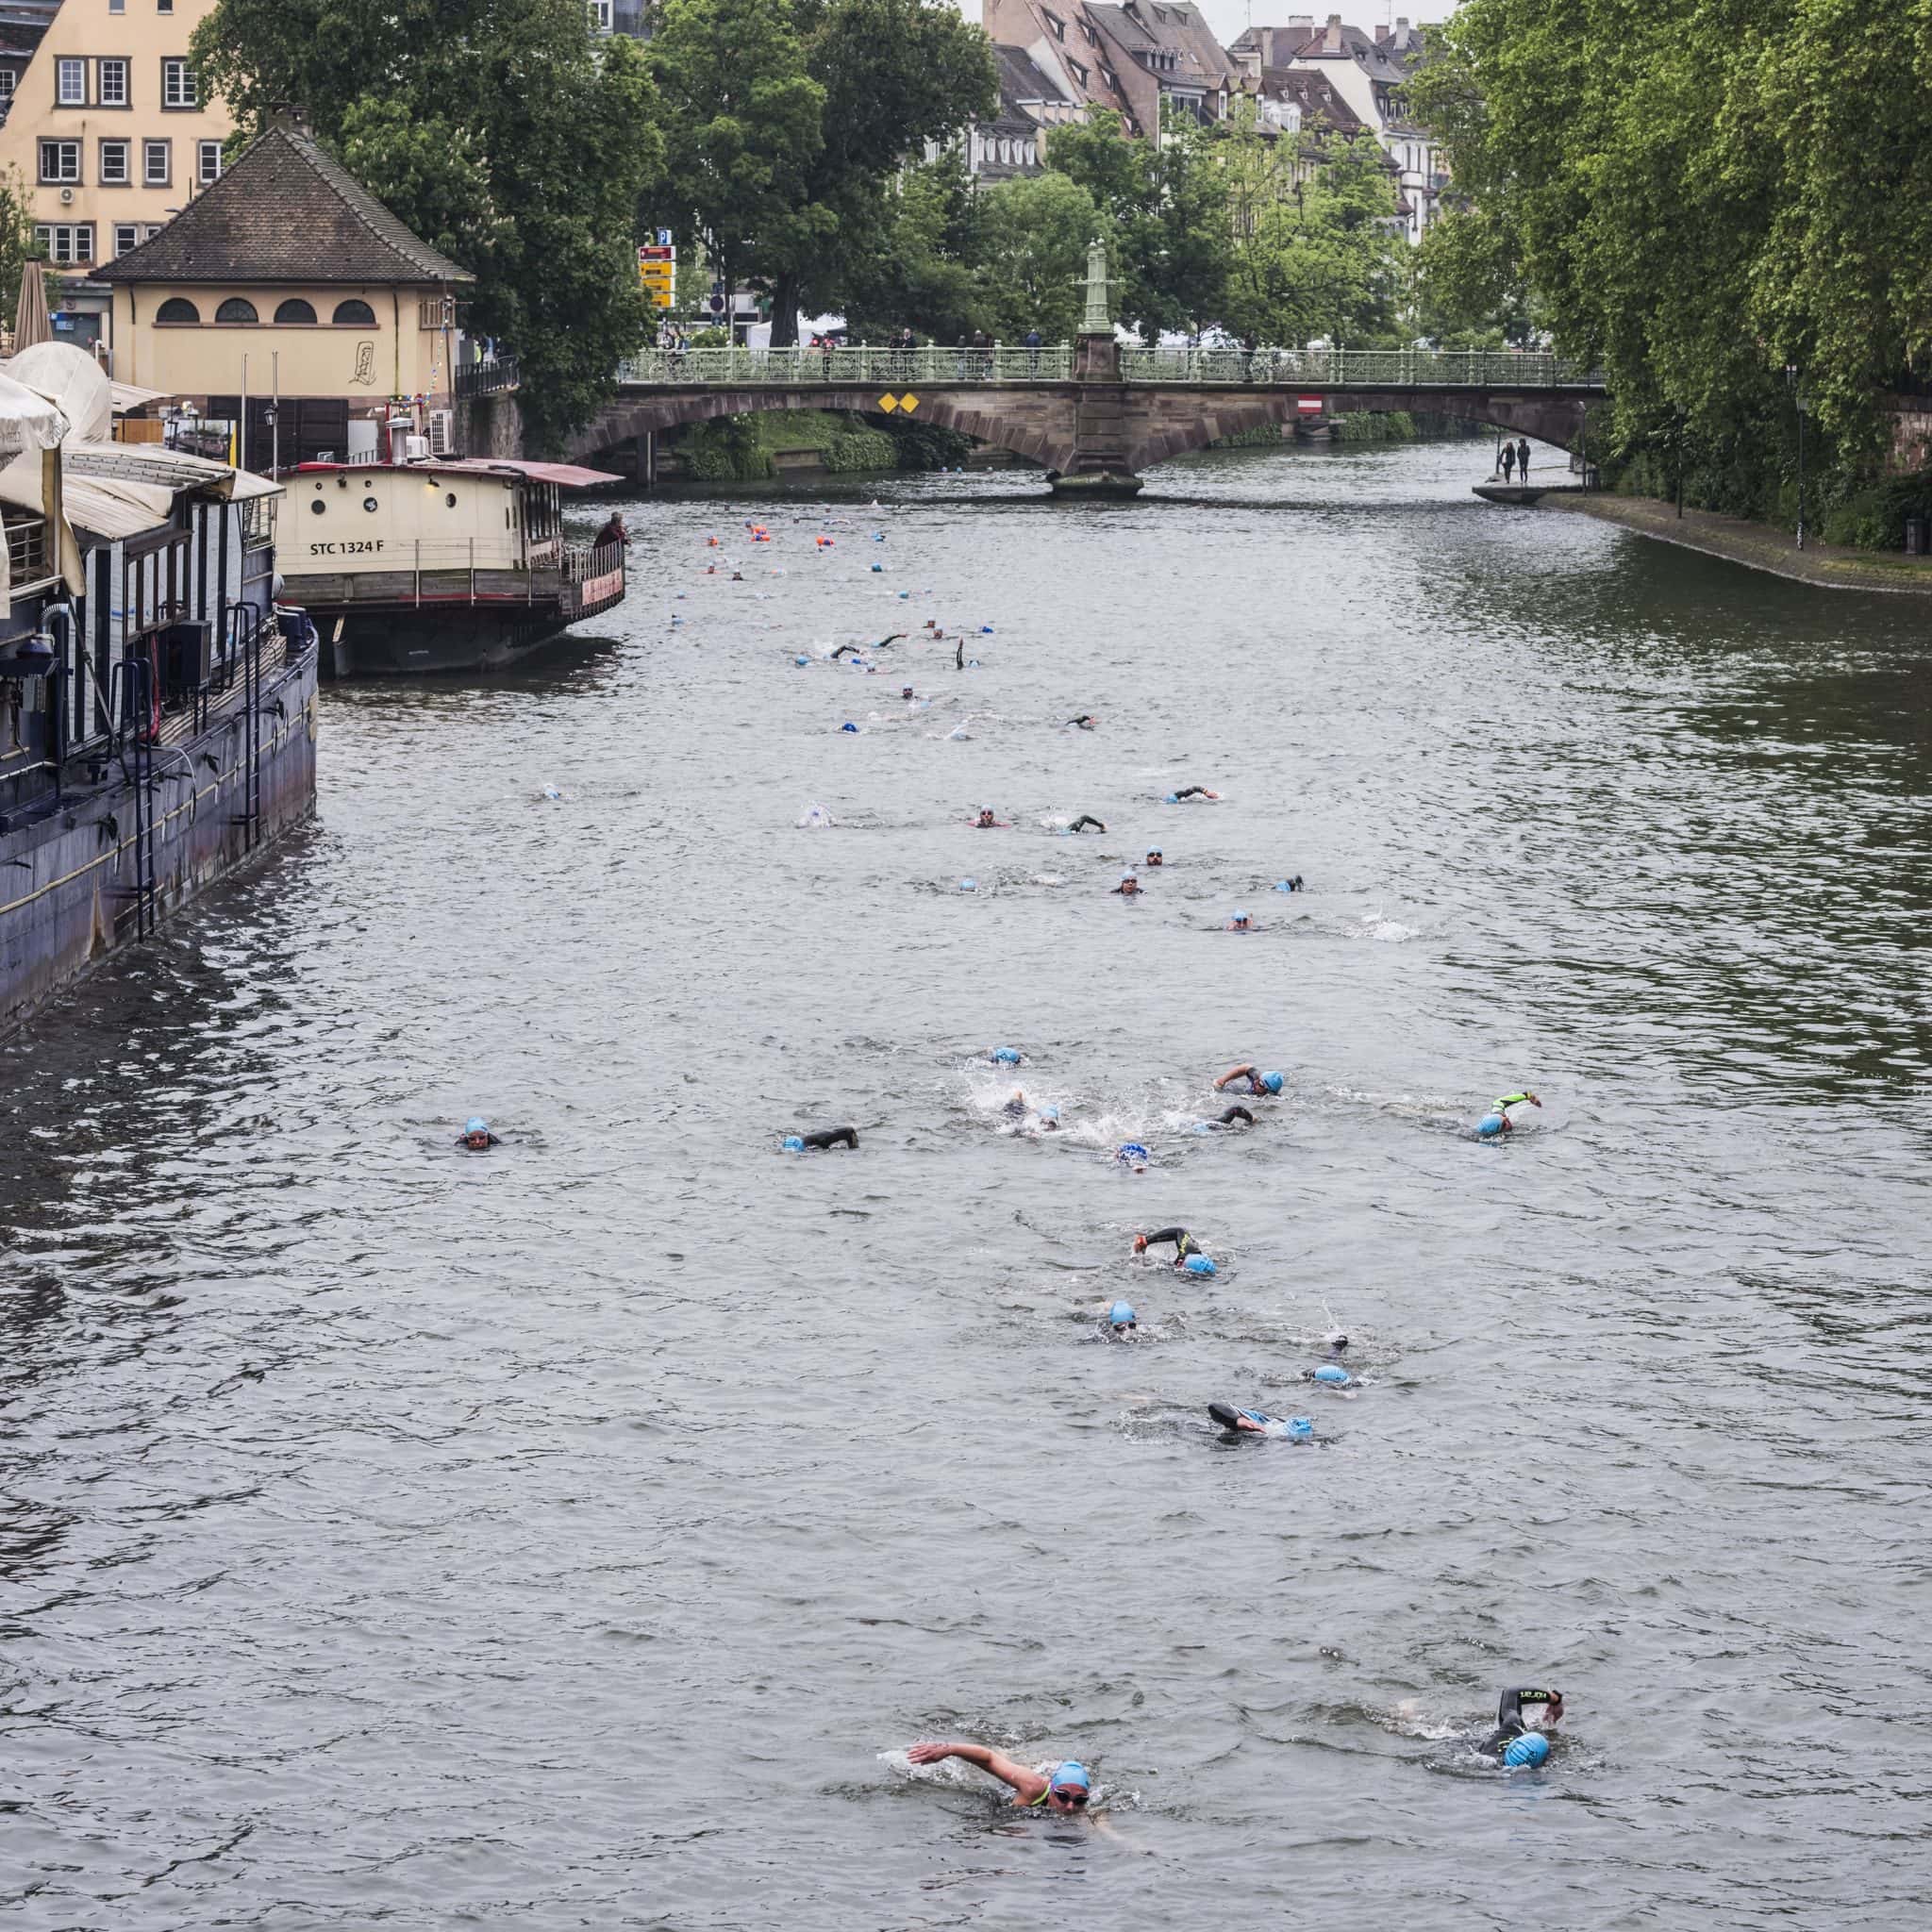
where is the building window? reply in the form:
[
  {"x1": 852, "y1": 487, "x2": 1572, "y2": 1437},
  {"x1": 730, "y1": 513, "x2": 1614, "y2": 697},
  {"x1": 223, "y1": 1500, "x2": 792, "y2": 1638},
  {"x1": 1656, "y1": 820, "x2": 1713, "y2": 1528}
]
[
  {"x1": 0, "y1": 74, "x2": 14, "y2": 103},
  {"x1": 39, "y1": 140, "x2": 80, "y2": 184},
  {"x1": 332, "y1": 298, "x2": 376, "y2": 325},
  {"x1": 155, "y1": 296, "x2": 200, "y2": 324},
  {"x1": 588, "y1": 0, "x2": 613, "y2": 25},
  {"x1": 100, "y1": 140, "x2": 130, "y2": 184},
  {"x1": 214, "y1": 297, "x2": 258, "y2": 324},
  {"x1": 274, "y1": 298, "x2": 317, "y2": 325},
  {"x1": 142, "y1": 138, "x2": 170, "y2": 185},
  {"x1": 161, "y1": 58, "x2": 195, "y2": 108},
  {"x1": 97, "y1": 58, "x2": 129, "y2": 106},
  {"x1": 34, "y1": 224, "x2": 93, "y2": 265},
  {"x1": 197, "y1": 140, "x2": 222, "y2": 184},
  {"x1": 57, "y1": 58, "x2": 85, "y2": 106},
  {"x1": 114, "y1": 223, "x2": 139, "y2": 256}
]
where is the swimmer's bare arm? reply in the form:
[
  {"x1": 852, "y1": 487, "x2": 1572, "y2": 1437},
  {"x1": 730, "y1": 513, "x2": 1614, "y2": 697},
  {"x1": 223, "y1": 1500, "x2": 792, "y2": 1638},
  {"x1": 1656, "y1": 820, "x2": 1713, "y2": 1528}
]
[
  {"x1": 907, "y1": 1740, "x2": 1047, "y2": 1804},
  {"x1": 1213, "y1": 1064, "x2": 1256, "y2": 1091}
]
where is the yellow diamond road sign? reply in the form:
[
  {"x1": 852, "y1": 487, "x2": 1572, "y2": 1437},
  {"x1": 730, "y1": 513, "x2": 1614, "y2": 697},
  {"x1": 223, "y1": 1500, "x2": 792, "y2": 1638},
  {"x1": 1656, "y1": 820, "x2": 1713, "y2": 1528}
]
[
  {"x1": 876, "y1": 392, "x2": 899, "y2": 412},
  {"x1": 899, "y1": 392, "x2": 920, "y2": 413}
]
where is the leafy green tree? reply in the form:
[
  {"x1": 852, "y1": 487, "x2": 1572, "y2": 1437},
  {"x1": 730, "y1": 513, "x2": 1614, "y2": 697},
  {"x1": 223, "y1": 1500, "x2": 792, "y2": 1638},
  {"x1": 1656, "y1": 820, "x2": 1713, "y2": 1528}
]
[
  {"x1": 648, "y1": 0, "x2": 828, "y2": 325},
  {"x1": 838, "y1": 154, "x2": 995, "y2": 342},
  {"x1": 977, "y1": 173, "x2": 1099, "y2": 342},
  {"x1": 193, "y1": 0, "x2": 661, "y2": 445},
  {"x1": 0, "y1": 166, "x2": 44, "y2": 323}
]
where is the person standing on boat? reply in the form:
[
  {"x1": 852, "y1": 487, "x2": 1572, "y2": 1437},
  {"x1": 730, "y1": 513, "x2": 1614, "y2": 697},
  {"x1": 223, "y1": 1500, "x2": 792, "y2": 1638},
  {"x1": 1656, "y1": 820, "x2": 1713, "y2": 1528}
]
[{"x1": 594, "y1": 510, "x2": 630, "y2": 550}]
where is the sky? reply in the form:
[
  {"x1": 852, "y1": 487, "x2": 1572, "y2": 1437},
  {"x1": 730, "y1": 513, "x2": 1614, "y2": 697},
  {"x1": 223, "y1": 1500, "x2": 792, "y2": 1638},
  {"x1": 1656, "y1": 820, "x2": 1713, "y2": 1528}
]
[{"x1": 956, "y1": 2, "x2": 1448, "y2": 57}]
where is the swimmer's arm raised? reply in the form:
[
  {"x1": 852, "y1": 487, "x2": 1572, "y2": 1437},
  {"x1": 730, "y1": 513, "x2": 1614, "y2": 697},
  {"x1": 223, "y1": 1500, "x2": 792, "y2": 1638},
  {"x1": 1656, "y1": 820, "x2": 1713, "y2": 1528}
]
[
  {"x1": 1213, "y1": 1065, "x2": 1256, "y2": 1091},
  {"x1": 906, "y1": 1740, "x2": 1047, "y2": 1802}
]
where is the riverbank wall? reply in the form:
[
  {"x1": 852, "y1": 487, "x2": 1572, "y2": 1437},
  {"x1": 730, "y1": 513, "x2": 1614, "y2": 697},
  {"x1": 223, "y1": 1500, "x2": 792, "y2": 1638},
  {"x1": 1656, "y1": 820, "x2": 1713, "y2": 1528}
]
[{"x1": 1535, "y1": 491, "x2": 1932, "y2": 595}]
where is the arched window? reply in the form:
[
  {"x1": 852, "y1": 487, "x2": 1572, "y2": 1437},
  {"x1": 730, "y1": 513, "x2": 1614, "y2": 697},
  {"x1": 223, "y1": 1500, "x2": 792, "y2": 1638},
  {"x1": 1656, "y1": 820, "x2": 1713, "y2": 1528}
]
[
  {"x1": 155, "y1": 296, "x2": 199, "y2": 325},
  {"x1": 332, "y1": 299, "x2": 375, "y2": 326},
  {"x1": 274, "y1": 298, "x2": 317, "y2": 325},
  {"x1": 214, "y1": 297, "x2": 258, "y2": 325}
]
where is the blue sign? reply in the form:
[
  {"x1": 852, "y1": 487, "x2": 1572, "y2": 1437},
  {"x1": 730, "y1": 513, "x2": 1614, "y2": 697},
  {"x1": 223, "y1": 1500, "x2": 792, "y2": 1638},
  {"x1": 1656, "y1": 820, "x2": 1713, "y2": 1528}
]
[{"x1": 656, "y1": 227, "x2": 673, "y2": 246}]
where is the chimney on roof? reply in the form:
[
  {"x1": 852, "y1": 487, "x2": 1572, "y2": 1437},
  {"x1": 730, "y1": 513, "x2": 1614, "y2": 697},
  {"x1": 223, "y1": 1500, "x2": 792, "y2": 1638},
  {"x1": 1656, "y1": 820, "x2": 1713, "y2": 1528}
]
[
  {"x1": 1259, "y1": 26, "x2": 1274, "y2": 63},
  {"x1": 1287, "y1": 11, "x2": 1312, "y2": 25},
  {"x1": 1324, "y1": 13, "x2": 1343, "y2": 51},
  {"x1": 1374, "y1": 23, "x2": 1390, "y2": 41}
]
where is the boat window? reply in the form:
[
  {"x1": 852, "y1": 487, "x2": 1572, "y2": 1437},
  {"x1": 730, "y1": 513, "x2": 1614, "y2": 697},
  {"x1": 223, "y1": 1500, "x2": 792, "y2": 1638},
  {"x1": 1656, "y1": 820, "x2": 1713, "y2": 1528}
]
[
  {"x1": 275, "y1": 298, "x2": 317, "y2": 325},
  {"x1": 332, "y1": 299, "x2": 376, "y2": 326},
  {"x1": 215, "y1": 297, "x2": 258, "y2": 325},
  {"x1": 155, "y1": 297, "x2": 199, "y2": 324}
]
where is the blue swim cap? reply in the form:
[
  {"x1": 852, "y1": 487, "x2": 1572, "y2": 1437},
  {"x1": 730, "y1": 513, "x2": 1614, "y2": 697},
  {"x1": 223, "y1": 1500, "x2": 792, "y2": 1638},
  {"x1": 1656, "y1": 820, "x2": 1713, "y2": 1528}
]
[
  {"x1": 980, "y1": 625, "x2": 993, "y2": 634},
  {"x1": 794, "y1": 655, "x2": 809, "y2": 666},
  {"x1": 1117, "y1": 1142, "x2": 1150, "y2": 1163},
  {"x1": 1476, "y1": 1112, "x2": 1506, "y2": 1138},
  {"x1": 1314, "y1": 1364, "x2": 1350, "y2": 1385},
  {"x1": 1274, "y1": 879, "x2": 1295, "y2": 891},
  {"x1": 871, "y1": 562, "x2": 884, "y2": 572},
  {"x1": 992, "y1": 1046, "x2": 1022, "y2": 1064},
  {"x1": 1108, "y1": 1301, "x2": 1136, "y2": 1328},
  {"x1": 840, "y1": 722, "x2": 858, "y2": 733},
  {"x1": 1285, "y1": 1416, "x2": 1314, "y2": 1440},
  {"x1": 1039, "y1": 1105, "x2": 1058, "y2": 1122},
  {"x1": 1260, "y1": 1072, "x2": 1284, "y2": 1094},
  {"x1": 874, "y1": 531, "x2": 886, "y2": 541},
  {"x1": 1164, "y1": 792, "x2": 1178, "y2": 805},
  {"x1": 464, "y1": 1117, "x2": 489, "y2": 1136},
  {"x1": 781, "y1": 1135, "x2": 805, "y2": 1153},
  {"x1": 898, "y1": 591, "x2": 910, "y2": 599},
  {"x1": 1048, "y1": 1761, "x2": 1091, "y2": 1794},
  {"x1": 1504, "y1": 1733, "x2": 1550, "y2": 1769},
  {"x1": 959, "y1": 877, "x2": 977, "y2": 891},
  {"x1": 1233, "y1": 909, "x2": 1249, "y2": 923},
  {"x1": 1183, "y1": 1254, "x2": 1217, "y2": 1276}
]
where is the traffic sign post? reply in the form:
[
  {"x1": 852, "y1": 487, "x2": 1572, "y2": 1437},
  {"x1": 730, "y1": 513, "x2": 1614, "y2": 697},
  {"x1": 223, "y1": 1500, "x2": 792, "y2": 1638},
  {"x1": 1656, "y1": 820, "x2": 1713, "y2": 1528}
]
[{"x1": 638, "y1": 242, "x2": 675, "y2": 310}]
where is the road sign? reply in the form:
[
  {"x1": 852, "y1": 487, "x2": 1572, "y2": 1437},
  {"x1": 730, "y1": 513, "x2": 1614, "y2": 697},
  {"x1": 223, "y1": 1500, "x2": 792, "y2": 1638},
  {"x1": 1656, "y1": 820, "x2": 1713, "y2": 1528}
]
[
  {"x1": 876, "y1": 392, "x2": 899, "y2": 412},
  {"x1": 899, "y1": 392, "x2": 920, "y2": 414},
  {"x1": 656, "y1": 227, "x2": 673, "y2": 246},
  {"x1": 1296, "y1": 394, "x2": 1324, "y2": 415},
  {"x1": 637, "y1": 242, "x2": 675, "y2": 309}
]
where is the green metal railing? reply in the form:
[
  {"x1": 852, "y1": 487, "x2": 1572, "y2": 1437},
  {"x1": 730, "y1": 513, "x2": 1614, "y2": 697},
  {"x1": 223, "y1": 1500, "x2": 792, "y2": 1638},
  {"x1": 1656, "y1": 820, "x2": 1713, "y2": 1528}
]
[
  {"x1": 615, "y1": 345, "x2": 1074, "y2": 386},
  {"x1": 1118, "y1": 346, "x2": 1603, "y2": 388}
]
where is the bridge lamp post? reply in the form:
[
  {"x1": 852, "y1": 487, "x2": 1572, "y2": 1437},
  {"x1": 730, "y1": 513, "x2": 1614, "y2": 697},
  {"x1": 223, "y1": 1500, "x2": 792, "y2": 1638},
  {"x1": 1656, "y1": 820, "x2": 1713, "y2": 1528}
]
[{"x1": 1785, "y1": 363, "x2": 1808, "y2": 551}]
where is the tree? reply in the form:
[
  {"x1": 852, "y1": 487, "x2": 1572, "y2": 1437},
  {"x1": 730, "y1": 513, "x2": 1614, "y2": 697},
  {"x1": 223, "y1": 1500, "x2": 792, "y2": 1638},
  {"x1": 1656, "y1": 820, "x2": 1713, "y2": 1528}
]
[
  {"x1": 648, "y1": 0, "x2": 828, "y2": 326},
  {"x1": 193, "y1": 0, "x2": 662, "y2": 446},
  {"x1": 977, "y1": 173, "x2": 1098, "y2": 342},
  {"x1": 776, "y1": 0, "x2": 997, "y2": 343},
  {"x1": 838, "y1": 154, "x2": 996, "y2": 342},
  {"x1": 0, "y1": 166, "x2": 43, "y2": 324}
]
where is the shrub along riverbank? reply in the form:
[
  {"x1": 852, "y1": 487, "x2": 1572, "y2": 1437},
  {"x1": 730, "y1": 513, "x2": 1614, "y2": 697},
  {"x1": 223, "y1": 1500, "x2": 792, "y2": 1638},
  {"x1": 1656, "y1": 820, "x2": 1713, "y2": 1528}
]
[{"x1": 673, "y1": 409, "x2": 974, "y2": 481}]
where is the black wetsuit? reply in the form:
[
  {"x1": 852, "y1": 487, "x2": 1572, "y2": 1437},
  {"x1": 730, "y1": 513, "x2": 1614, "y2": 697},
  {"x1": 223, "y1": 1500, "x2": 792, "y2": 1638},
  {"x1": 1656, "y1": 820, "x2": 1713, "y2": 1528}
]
[
  {"x1": 1141, "y1": 1226, "x2": 1201, "y2": 1263},
  {"x1": 1480, "y1": 1687, "x2": 1559, "y2": 1757},
  {"x1": 1217, "y1": 1105, "x2": 1255, "y2": 1126},
  {"x1": 1173, "y1": 785, "x2": 1215, "y2": 801},
  {"x1": 1068, "y1": 815, "x2": 1106, "y2": 833},
  {"x1": 830, "y1": 643, "x2": 863, "y2": 660},
  {"x1": 1067, "y1": 715, "x2": 1095, "y2": 729},
  {"x1": 800, "y1": 1126, "x2": 858, "y2": 1151}
]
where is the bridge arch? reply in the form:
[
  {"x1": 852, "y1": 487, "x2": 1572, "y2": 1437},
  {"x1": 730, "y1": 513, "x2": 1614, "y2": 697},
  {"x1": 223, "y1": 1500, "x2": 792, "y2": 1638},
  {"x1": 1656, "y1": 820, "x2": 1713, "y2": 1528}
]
[{"x1": 567, "y1": 388, "x2": 1079, "y2": 476}]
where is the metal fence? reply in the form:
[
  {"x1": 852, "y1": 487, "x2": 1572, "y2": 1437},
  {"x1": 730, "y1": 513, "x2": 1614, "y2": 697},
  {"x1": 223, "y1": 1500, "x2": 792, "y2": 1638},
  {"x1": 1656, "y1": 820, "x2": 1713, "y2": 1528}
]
[
  {"x1": 455, "y1": 356, "x2": 521, "y2": 399},
  {"x1": 616, "y1": 345, "x2": 1075, "y2": 387},
  {"x1": 1118, "y1": 346, "x2": 1604, "y2": 388}
]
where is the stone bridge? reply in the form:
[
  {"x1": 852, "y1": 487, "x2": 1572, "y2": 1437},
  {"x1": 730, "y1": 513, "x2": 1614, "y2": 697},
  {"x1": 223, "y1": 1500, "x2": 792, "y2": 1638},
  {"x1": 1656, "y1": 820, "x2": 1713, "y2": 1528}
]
[{"x1": 567, "y1": 340, "x2": 1606, "y2": 496}]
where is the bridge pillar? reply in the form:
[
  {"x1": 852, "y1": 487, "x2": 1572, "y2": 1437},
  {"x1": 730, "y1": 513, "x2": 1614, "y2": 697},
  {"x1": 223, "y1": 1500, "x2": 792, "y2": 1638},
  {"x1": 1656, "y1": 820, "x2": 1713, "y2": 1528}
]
[{"x1": 1049, "y1": 332, "x2": 1142, "y2": 499}]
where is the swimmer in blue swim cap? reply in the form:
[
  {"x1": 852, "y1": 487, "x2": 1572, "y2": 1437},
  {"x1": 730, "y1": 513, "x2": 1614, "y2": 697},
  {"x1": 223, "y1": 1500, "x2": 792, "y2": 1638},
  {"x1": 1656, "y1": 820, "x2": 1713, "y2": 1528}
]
[
  {"x1": 1305, "y1": 1364, "x2": 1352, "y2": 1387},
  {"x1": 1476, "y1": 1091, "x2": 1541, "y2": 1138},
  {"x1": 1114, "y1": 1141, "x2": 1151, "y2": 1171},
  {"x1": 1208, "y1": 1403, "x2": 1313, "y2": 1440},
  {"x1": 1227, "y1": 909, "x2": 1253, "y2": 932},
  {"x1": 1106, "y1": 1300, "x2": 1138, "y2": 1335},
  {"x1": 1480, "y1": 1686, "x2": 1564, "y2": 1760},
  {"x1": 1214, "y1": 1062, "x2": 1284, "y2": 1097},
  {"x1": 456, "y1": 1117, "x2": 500, "y2": 1151},
  {"x1": 791, "y1": 1126, "x2": 858, "y2": 1152},
  {"x1": 906, "y1": 1741, "x2": 1095, "y2": 1812}
]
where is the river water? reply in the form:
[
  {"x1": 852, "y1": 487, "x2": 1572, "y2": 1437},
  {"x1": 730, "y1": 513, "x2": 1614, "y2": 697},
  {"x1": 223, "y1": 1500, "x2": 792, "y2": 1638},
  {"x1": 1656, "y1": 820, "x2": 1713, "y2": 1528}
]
[{"x1": 3, "y1": 441, "x2": 1928, "y2": 1929}]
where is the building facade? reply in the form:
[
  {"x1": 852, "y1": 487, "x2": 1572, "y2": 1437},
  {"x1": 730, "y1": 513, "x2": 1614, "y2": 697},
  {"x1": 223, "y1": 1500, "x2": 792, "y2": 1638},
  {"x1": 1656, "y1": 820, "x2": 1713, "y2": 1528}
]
[
  {"x1": 0, "y1": 1, "x2": 60, "y2": 125},
  {"x1": 927, "y1": 43, "x2": 1083, "y2": 183},
  {"x1": 0, "y1": 0, "x2": 231, "y2": 273},
  {"x1": 97, "y1": 122, "x2": 474, "y2": 465}
]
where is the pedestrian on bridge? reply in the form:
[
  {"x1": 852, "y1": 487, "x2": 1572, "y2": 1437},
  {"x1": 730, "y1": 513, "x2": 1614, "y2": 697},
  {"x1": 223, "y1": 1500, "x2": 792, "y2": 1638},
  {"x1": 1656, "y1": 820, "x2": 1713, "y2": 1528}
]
[
  {"x1": 1517, "y1": 437, "x2": 1532, "y2": 482},
  {"x1": 1500, "y1": 441, "x2": 1517, "y2": 483}
]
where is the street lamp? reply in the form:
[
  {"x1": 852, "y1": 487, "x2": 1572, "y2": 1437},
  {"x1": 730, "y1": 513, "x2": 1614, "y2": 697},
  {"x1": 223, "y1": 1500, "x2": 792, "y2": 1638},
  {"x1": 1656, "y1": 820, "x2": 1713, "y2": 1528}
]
[{"x1": 1785, "y1": 362, "x2": 1807, "y2": 550}]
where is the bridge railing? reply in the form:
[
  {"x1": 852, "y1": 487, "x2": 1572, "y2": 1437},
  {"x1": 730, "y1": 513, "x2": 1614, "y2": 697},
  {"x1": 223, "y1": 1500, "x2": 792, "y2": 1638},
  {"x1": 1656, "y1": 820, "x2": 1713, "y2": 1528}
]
[
  {"x1": 1118, "y1": 346, "x2": 1603, "y2": 388},
  {"x1": 614, "y1": 344, "x2": 1074, "y2": 387}
]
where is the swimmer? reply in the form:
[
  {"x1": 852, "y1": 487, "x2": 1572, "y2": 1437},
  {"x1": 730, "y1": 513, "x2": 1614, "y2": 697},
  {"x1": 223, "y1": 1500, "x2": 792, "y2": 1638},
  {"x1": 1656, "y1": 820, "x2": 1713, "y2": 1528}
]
[
  {"x1": 730, "y1": 570, "x2": 744, "y2": 581},
  {"x1": 1143, "y1": 848, "x2": 1163, "y2": 868},
  {"x1": 1480, "y1": 1686, "x2": 1564, "y2": 1762},
  {"x1": 972, "y1": 808, "x2": 1010, "y2": 828},
  {"x1": 1214, "y1": 1104, "x2": 1255, "y2": 1128},
  {"x1": 456, "y1": 1116, "x2": 500, "y2": 1151},
  {"x1": 1115, "y1": 1141, "x2": 1151, "y2": 1171},
  {"x1": 906, "y1": 1741, "x2": 1095, "y2": 1813},
  {"x1": 1214, "y1": 1063, "x2": 1284, "y2": 1097},
  {"x1": 1104, "y1": 1299, "x2": 1138, "y2": 1336},
  {"x1": 1226, "y1": 909, "x2": 1253, "y2": 932},
  {"x1": 1274, "y1": 874, "x2": 1307, "y2": 892},
  {"x1": 792, "y1": 1125, "x2": 858, "y2": 1151},
  {"x1": 1208, "y1": 1403, "x2": 1313, "y2": 1440},
  {"x1": 900, "y1": 686, "x2": 919, "y2": 701},
  {"x1": 1300, "y1": 1363, "x2": 1352, "y2": 1388},
  {"x1": 1065, "y1": 714, "x2": 1097, "y2": 730},
  {"x1": 1030, "y1": 1105, "x2": 1061, "y2": 1134},
  {"x1": 1133, "y1": 1226, "x2": 1203, "y2": 1266},
  {"x1": 1000, "y1": 1089, "x2": 1031, "y2": 1121},
  {"x1": 1067, "y1": 815, "x2": 1107, "y2": 834},
  {"x1": 1112, "y1": 872, "x2": 1141, "y2": 897},
  {"x1": 1477, "y1": 1091, "x2": 1541, "y2": 1138},
  {"x1": 1168, "y1": 785, "x2": 1219, "y2": 802}
]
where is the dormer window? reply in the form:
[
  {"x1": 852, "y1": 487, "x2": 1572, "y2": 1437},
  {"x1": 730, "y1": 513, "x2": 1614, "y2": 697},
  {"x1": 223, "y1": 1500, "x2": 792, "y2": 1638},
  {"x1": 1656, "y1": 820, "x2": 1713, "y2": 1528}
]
[{"x1": 1046, "y1": 9, "x2": 1066, "y2": 40}]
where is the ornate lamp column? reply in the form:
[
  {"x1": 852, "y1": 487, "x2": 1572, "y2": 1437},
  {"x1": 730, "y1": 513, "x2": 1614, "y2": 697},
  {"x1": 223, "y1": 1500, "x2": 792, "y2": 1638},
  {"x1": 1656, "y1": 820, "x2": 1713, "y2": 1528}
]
[{"x1": 1050, "y1": 236, "x2": 1143, "y2": 499}]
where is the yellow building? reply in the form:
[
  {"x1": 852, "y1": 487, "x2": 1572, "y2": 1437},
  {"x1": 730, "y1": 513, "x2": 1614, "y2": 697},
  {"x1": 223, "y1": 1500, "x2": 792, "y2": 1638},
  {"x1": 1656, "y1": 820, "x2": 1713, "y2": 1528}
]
[
  {"x1": 97, "y1": 120, "x2": 475, "y2": 466},
  {"x1": 0, "y1": 0, "x2": 232, "y2": 273}
]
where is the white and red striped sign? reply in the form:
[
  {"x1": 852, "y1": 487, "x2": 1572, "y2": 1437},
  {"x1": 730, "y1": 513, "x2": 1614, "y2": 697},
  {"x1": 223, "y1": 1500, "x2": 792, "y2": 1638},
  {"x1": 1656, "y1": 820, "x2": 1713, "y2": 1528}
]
[{"x1": 1296, "y1": 395, "x2": 1324, "y2": 415}]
